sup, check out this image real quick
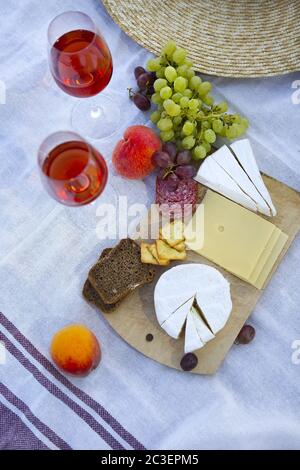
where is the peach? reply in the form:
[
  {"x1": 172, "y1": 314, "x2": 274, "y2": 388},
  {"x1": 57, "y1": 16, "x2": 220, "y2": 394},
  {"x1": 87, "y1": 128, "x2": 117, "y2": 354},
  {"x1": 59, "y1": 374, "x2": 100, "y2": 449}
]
[
  {"x1": 112, "y1": 125, "x2": 161, "y2": 179},
  {"x1": 50, "y1": 324, "x2": 101, "y2": 376}
]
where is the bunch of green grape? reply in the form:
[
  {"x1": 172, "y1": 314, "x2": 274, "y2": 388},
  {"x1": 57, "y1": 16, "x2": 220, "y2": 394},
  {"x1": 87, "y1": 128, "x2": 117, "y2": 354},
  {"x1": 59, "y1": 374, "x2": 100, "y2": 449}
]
[{"x1": 146, "y1": 40, "x2": 249, "y2": 160}]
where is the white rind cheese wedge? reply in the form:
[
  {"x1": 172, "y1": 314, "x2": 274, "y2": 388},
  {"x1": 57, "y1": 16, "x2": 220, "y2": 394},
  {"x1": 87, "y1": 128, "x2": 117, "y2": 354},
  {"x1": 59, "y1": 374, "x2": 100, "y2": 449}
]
[
  {"x1": 230, "y1": 139, "x2": 277, "y2": 216},
  {"x1": 154, "y1": 264, "x2": 232, "y2": 350},
  {"x1": 194, "y1": 156, "x2": 258, "y2": 213},
  {"x1": 184, "y1": 310, "x2": 204, "y2": 353},
  {"x1": 161, "y1": 297, "x2": 194, "y2": 339},
  {"x1": 190, "y1": 306, "x2": 215, "y2": 344},
  {"x1": 210, "y1": 145, "x2": 271, "y2": 217}
]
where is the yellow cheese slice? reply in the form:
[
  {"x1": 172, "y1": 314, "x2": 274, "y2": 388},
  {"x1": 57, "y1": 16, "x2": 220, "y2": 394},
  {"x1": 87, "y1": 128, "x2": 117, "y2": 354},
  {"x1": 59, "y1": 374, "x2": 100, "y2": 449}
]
[
  {"x1": 253, "y1": 231, "x2": 288, "y2": 289},
  {"x1": 248, "y1": 227, "x2": 282, "y2": 285},
  {"x1": 185, "y1": 190, "x2": 277, "y2": 281}
]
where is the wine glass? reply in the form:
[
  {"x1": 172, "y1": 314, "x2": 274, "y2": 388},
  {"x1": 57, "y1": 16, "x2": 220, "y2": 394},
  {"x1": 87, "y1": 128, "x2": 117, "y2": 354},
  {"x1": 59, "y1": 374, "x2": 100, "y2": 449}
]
[
  {"x1": 38, "y1": 131, "x2": 109, "y2": 206},
  {"x1": 48, "y1": 11, "x2": 120, "y2": 140}
]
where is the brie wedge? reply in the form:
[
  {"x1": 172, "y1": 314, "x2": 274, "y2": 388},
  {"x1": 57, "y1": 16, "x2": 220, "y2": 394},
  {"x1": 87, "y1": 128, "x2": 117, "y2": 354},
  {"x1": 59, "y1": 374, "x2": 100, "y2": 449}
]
[
  {"x1": 195, "y1": 139, "x2": 276, "y2": 217},
  {"x1": 154, "y1": 264, "x2": 232, "y2": 353},
  {"x1": 230, "y1": 139, "x2": 277, "y2": 216}
]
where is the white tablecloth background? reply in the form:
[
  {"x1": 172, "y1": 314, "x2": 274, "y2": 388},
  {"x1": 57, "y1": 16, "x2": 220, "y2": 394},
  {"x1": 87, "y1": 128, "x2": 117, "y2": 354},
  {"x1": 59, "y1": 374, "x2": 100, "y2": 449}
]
[{"x1": 0, "y1": 0, "x2": 299, "y2": 450}]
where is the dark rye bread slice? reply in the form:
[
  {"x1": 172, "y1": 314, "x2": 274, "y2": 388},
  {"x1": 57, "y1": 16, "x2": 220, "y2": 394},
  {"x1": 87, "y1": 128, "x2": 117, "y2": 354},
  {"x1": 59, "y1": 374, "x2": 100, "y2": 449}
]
[
  {"x1": 83, "y1": 249, "x2": 122, "y2": 313},
  {"x1": 88, "y1": 238, "x2": 155, "y2": 305}
]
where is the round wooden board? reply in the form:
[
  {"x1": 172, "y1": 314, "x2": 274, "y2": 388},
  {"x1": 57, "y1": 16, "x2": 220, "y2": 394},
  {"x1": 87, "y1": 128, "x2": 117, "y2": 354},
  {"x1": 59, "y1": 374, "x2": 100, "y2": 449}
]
[{"x1": 101, "y1": 176, "x2": 300, "y2": 375}]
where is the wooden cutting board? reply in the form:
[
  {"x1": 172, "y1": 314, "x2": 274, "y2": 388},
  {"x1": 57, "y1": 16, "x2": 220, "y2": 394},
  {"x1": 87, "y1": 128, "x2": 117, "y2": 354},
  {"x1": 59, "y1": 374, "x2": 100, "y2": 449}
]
[{"x1": 102, "y1": 176, "x2": 300, "y2": 374}]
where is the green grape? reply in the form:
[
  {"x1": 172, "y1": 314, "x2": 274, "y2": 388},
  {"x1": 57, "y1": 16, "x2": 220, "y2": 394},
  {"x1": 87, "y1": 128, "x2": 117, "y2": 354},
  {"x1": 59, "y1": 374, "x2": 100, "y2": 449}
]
[
  {"x1": 212, "y1": 119, "x2": 223, "y2": 133},
  {"x1": 240, "y1": 117, "x2": 249, "y2": 130},
  {"x1": 156, "y1": 67, "x2": 166, "y2": 79},
  {"x1": 225, "y1": 124, "x2": 239, "y2": 139},
  {"x1": 204, "y1": 129, "x2": 216, "y2": 143},
  {"x1": 184, "y1": 58, "x2": 193, "y2": 68},
  {"x1": 201, "y1": 141, "x2": 211, "y2": 153},
  {"x1": 150, "y1": 110, "x2": 161, "y2": 124},
  {"x1": 172, "y1": 92, "x2": 182, "y2": 104},
  {"x1": 176, "y1": 64, "x2": 188, "y2": 77},
  {"x1": 160, "y1": 130, "x2": 175, "y2": 142},
  {"x1": 163, "y1": 99, "x2": 181, "y2": 116},
  {"x1": 189, "y1": 76, "x2": 201, "y2": 90},
  {"x1": 147, "y1": 57, "x2": 161, "y2": 72},
  {"x1": 182, "y1": 135, "x2": 196, "y2": 150},
  {"x1": 197, "y1": 110, "x2": 205, "y2": 118},
  {"x1": 180, "y1": 96, "x2": 190, "y2": 108},
  {"x1": 157, "y1": 104, "x2": 164, "y2": 112},
  {"x1": 154, "y1": 78, "x2": 167, "y2": 92},
  {"x1": 160, "y1": 86, "x2": 173, "y2": 100},
  {"x1": 174, "y1": 76, "x2": 187, "y2": 93},
  {"x1": 188, "y1": 99, "x2": 200, "y2": 111},
  {"x1": 157, "y1": 117, "x2": 173, "y2": 131},
  {"x1": 173, "y1": 116, "x2": 183, "y2": 127},
  {"x1": 233, "y1": 124, "x2": 244, "y2": 137},
  {"x1": 198, "y1": 81, "x2": 212, "y2": 96},
  {"x1": 165, "y1": 66, "x2": 177, "y2": 83},
  {"x1": 201, "y1": 120, "x2": 211, "y2": 130},
  {"x1": 216, "y1": 101, "x2": 228, "y2": 113},
  {"x1": 203, "y1": 94, "x2": 214, "y2": 106},
  {"x1": 151, "y1": 92, "x2": 163, "y2": 105},
  {"x1": 183, "y1": 88, "x2": 193, "y2": 98},
  {"x1": 161, "y1": 40, "x2": 177, "y2": 59},
  {"x1": 182, "y1": 121, "x2": 195, "y2": 136},
  {"x1": 193, "y1": 145, "x2": 207, "y2": 160},
  {"x1": 186, "y1": 68, "x2": 195, "y2": 79},
  {"x1": 172, "y1": 47, "x2": 187, "y2": 64}
]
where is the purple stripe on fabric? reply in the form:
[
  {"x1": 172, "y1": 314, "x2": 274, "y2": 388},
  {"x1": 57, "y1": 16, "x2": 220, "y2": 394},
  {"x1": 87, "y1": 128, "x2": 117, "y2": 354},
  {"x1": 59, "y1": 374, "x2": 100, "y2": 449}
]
[
  {"x1": 0, "y1": 330, "x2": 124, "y2": 450},
  {"x1": 0, "y1": 313, "x2": 145, "y2": 450},
  {"x1": 0, "y1": 402, "x2": 49, "y2": 450},
  {"x1": 0, "y1": 383, "x2": 70, "y2": 450}
]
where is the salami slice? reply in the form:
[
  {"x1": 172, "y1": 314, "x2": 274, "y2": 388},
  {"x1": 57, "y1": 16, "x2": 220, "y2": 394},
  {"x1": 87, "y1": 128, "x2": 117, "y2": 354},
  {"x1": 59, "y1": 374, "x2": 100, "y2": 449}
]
[{"x1": 156, "y1": 177, "x2": 198, "y2": 219}]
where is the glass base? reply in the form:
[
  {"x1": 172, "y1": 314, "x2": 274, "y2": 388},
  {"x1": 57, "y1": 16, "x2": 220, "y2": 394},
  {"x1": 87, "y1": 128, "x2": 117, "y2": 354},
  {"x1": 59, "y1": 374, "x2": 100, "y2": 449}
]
[{"x1": 71, "y1": 95, "x2": 121, "y2": 140}]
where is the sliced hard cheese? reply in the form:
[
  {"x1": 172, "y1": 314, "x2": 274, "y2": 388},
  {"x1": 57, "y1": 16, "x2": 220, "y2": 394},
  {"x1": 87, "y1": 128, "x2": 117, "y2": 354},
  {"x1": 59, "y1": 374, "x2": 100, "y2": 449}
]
[
  {"x1": 230, "y1": 139, "x2": 277, "y2": 216},
  {"x1": 210, "y1": 145, "x2": 271, "y2": 216},
  {"x1": 190, "y1": 306, "x2": 215, "y2": 344},
  {"x1": 194, "y1": 155, "x2": 258, "y2": 213},
  {"x1": 186, "y1": 190, "x2": 276, "y2": 281},
  {"x1": 161, "y1": 297, "x2": 194, "y2": 339},
  {"x1": 254, "y1": 231, "x2": 288, "y2": 289},
  {"x1": 184, "y1": 310, "x2": 204, "y2": 353},
  {"x1": 248, "y1": 227, "x2": 281, "y2": 285}
]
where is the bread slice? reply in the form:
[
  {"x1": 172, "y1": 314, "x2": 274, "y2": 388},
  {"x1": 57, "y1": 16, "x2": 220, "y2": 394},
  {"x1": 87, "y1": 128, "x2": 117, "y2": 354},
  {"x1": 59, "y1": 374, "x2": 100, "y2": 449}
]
[
  {"x1": 89, "y1": 239, "x2": 155, "y2": 305},
  {"x1": 83, "y1": 248, "x2": 122, "y2": 313}
]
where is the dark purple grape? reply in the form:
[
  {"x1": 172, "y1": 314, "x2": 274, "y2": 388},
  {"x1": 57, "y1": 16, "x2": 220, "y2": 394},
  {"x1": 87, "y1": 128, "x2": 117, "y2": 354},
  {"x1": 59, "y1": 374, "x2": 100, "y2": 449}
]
[
  {"x1": 175, "y1": 165, "x2": 196, "y2": 179},
  {"x1": 134, "y1": 66, "x2": 146, "y2": 80},
  {"x1": 137, "y1": 72, "x2": 154, "y2": 90},
  {"x1": 235, "y1": 325, "x2": 256, "y2": 345},
  {"x1": 133, "y1": 93, "x2": 151, "y2": 111},
  {"x1": 180, "y1": 353, "x2": 198, "y2": 371},
  {"x1": 165, "y1": 173, "x2": 179, "y2": 191},
  {"x1": 162, "y1": 142, "x2": 177, "y2": 162},
  {"x1": 157, "y1": 168, "x2": 166, "y2": 180},
  {"x1": 147, "y1": 85, "x2": 155, "y2": 96},
  {"x1": 176, "y1": 150, "x2": 192, "y2": 165},
  {"x1": 152, "y1": 151, "x2": 171, "y2": 168}
]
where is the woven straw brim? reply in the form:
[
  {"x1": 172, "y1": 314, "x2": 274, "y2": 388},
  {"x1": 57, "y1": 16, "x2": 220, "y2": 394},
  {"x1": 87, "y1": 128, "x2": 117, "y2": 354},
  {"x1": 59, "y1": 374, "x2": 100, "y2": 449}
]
[{"x1": 103, "y1": 0, "x2": 300, "y2": 78}]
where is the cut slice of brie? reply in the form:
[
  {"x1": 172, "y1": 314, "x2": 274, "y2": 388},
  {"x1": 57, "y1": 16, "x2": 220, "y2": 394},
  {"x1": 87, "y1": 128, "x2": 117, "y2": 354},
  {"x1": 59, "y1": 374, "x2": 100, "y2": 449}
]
[
  {"x1": 230, "y1": 139, "x2": 277, "y2": 216},
  {"x1": 190, "y1": 306, "x2": 215, "y2": 344},
  {"x1": 184, "y1": 310, "x2": 204, "y2": 353},
  {"x1": 210, "y1": 145, "x2": 271, "y2": 217},
  {"x1": 194, "y1": 156, "x2": 258, "y2": 213},
  {"x1": 161, "y1": 297, "x2": 194, "y2": 339}
]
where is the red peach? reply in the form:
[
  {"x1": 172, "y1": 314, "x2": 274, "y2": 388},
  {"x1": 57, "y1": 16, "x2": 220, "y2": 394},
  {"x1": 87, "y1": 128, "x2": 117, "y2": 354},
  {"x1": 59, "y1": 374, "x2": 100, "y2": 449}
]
[
  {"x1": 50, "y1": 324, "x2": 101, "y2": 377},
  {"x1": 112, "y1": 125, "x2": 161, "y2": 179}
]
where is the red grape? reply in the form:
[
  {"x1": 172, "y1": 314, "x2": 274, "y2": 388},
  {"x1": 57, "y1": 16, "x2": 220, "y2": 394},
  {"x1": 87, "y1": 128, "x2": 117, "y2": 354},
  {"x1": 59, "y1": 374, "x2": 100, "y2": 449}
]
[
  {"x1": 235, "y1": 325, "x2": 256, "y2": 345},
  {"x1": 162, "y1": 142, "x2": 177, "y2": 162},
  {"x1": 177, "y1": 150, "x2": 192, "y2": 165},
  {"x1": 133, "y1": 93, "x2": 151, "y2": 111},
  {"x1": 137, "y1": 72, "x2": 154, "y2": 90},
  {"x1": 165, "y1": 173, "x2": 179, "y2": 191},
  {"x1": 134, "y1": 66, "x2": 146, "y2": 80},
  {"x1": 157, "y1": 168, "x2": 166, "y2": 180},
  {"x1": 152, "y1": 151, "x2": 171, "y2": 168},
  {"x1": 175, "y1": 165, "x2": 196, "y2": 179}
]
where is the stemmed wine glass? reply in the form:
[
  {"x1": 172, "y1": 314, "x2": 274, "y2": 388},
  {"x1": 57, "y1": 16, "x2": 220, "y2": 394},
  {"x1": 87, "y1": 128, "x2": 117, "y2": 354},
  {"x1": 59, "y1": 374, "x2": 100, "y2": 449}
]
[{"x1": 47, "y1": 11, "x2": 120, "y2": 140}]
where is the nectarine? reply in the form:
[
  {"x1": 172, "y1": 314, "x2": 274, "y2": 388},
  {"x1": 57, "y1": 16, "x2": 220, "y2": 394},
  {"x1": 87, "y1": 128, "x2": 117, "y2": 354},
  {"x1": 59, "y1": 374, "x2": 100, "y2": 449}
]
[
  {"x1": 112, "y1": 125, "x2": 161, "y2": 179},
  {"x1": 51, "y1": 324, "x2": 101, "y2": 376}
]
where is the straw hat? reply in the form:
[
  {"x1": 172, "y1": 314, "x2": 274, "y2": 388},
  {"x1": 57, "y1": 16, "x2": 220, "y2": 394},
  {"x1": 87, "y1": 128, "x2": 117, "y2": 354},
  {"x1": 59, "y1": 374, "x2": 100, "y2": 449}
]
[{"x1": 103, "y1": 0, "x2": 300, "y2": 78}]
